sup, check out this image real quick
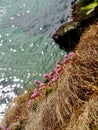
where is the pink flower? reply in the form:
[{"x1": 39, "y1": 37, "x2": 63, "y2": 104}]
[
  {"x1": 64, "y1": 54, "x2": 68, "y2": 59},
  {"x1": 56, "y1": 64, "x2": 61, "y2": 69},
  {"x1": 51, "y1": 77, "x2": 57, "y2": 82},
  {"x1": 6, "y1": 128, "x2": 10, "y2": 130},
  {"x1": 48, "y1": 82, "x2": 51, "y2": 86},
  {"x1": 34, "y1": 88, "x2": 38, "y2": 94},
  {"x1": 57, "y1": 67, "x2": 62, "y2": 73},
  {"x1": 63, "y1": 54, "x2": 69, "y2": 64},
  {"x1": 27, "y1": 99, "x2": 32, "y2": 108},
  {"x1": 39, "y1": 87, "x2": 45, "y2": 91},
  {"x1": 69, "y1": 52, "x2": 75, "y2": 57},
  {"x1": 54, "y1": 64, "x2": 61, "y2": 74},
  {"x1": 16, "y1": 115, "x2": 20, "y2": 120},
  {"x1": 31, "y1": 94, "x2": 36, "y2": 99},
  {"x1": 56, "y1": 61, "x2": 60, "y2": 65},
  {"x1": 39, "y1": 82, "x2": 46, "y2": 90},
  {"x1": 49, "y1": 72, "x2": 53, "y2": 77},
  {"x1": 34, "y1": 80, "x2": 40, "y2": 85},
  {"x1": 54, "y1": 68, "x2": 57, "y2": 73},
  {"x1": 43, "y1": 73, "x2": 49, "y2": 79},
  {"x1": 31, "y1": 88, "x2": 39, "y2": 99},
  {"x1": 63, "y1": 58, "x2": 69, "y2": 64},
  {"x1": 54, "y1": 66, "x2": 62, "y2": 75},
  {"x1": 39, "y1": 82, "x2": 45, "y2": 88},
  {"x1": 0, "y1": 125, "x2": 2, "y2": 130},
  {"x1": 55, "y1": 75, "x2": 59, "y2": 80},
  {"x1": 49, "y1": 72, "x2": 53, "y2": 79}
]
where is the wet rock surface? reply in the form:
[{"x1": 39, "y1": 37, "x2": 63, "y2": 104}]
[
  {"x1": 8, "y1": 0, "x2": 76, "y2": 36},
  {"x1": 52, "y1": 0, "x2": 98, "y2": 51}
]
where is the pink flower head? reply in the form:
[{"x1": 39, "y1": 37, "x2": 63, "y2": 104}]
[
  {"x1": 39, "y1": 82, "x2": 46, "y2": 90},
  {"x1": 39, "y1": 82, "x2": 45, "y2": 88},
  {"x1": 39, "y1": 86, "x2": 45, "y2": 90},
  {"x1": 56, "y1": 61, "x2": 60, "y2": 65},
  {"x1": 55, "y1": 75, "x2": 59, "y2": 80},
  {"x1": 6, "y1": 128, "x2": 10, "y2": 130},
  {"x1": 43, "y1": 73, "x2": 49, "y2": 79},
  {"x1": 49, "y1": 72, "x2": 53, "y2": 77},
  {"x1": 56, "y1": 72, "x2": 59, "y2": 77},
  {"x1": 34, "y1": 80, "x2": 40, "y2": 85},
  {"x1": 16, "y1": 115, "x2": 20, "y2": 120},
  {"x1": 27, "y1": 99, "x2": 32, "y2": 108},
  {"x1": 48, "y1": 82, "x2": 51, "y2": 86},
  {"x1": 34, "y1": 88, "x2": 38, "y2": 95},
  {"x1": 54, "y1": 68, "x2": 57, "y2": 73},
  {"x1": 49, "y1": 72, "x2": 53, "y2": 79},
  {"x1": 54, "y1": 66, "x2": 62, "y2": 75},
  {"x1": 56, "y1": 64, "x2": 61, "y2": 69},
  {"x1": 64, "y1": 54, "x2": 68, "y2": 59},
  {"x1": 56, "y1": 67, "x2": 62, "y2": 73},
  {"x1": 0, "y1": 125, "x2": 2, "y2": 130},
  {"x1": 69, "y1": 52, "x2": 75, "y2": 57},
  {"x1": 51, "y1": 77, "x2": 57, "y2": 83},
  {"x1": 63, "y1": 58, "x2": 69, "y2": 64},
  {"x1": 31, "y1": 88, "x2": 38, "y2": 99}
]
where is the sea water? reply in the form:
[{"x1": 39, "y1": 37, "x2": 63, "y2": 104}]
[{"x1": 0, "y1": 0, "x2": 76, "y2": 120}]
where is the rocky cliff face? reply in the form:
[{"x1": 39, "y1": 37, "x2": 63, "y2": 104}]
[
  {"x1": 1, "y1": 24, "x2": 98, "y2": 130},
  {"x1": 52, "y1": 0, "x2": 98, "y2": 51},
  {"x1": 25, "y1": 24, "x2": 98, "y2": 130}
]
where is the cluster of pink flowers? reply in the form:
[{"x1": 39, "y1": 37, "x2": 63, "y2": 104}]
[
  {"x1": 0, "y1": 126, "x2": 10, "y2": 130},
  {"x1": 27, "y1": 52, "x2": 75, "y2": 108},
  {"x1": 0, "y1": 52, "x2": 75, "y2": 129},
  {"x1": 0, "y1": 126, "x2": 2, "y2": 130},
  {"x1": 6, "y1": 128, "x2": 10, "y2": 130}
]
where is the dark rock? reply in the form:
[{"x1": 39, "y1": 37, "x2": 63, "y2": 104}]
[
  {"x1": 60, "y1": 18, "x2": 65, "y2": 23},
  {"x1": 52, "y1": 0, "x2": 98, "y2": 51},
  {"x1": 52, "y1": 21, "x2": 81, "y2": 51}
]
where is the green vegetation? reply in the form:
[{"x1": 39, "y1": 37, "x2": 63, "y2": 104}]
[
  {"x1": 81, "y1": 0, "x2": 98, "y2": 15},
  {"x1": 64, "y1": 22, "x2": 79, "y2": 33},
  {"x1": 15, "y1": 126, "x2": 21, "y2": 130},
  {"x1": 32, "y1": 101, "x2": 38, "y2": 112},
  {"x1": 91, "y1": 125, "x2": 98, "y2": 130},
  {"x1": 20, "y1": 118, "x2": 25, "y2": 124},
  {"x1": 45, "y1": 87, "x2": 53, "y2": 97}
]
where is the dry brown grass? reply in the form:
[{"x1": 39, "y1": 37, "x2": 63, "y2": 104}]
[
  {"x1": 1, "y1": 24, "x2": 98, "y2": 130},
  {"x1": 0, "y1": 89, "x2": 33, "y2": 129}
]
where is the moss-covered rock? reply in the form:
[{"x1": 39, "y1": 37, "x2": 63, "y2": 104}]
[{"x1": 52, "y1": 0, "x2": 98, "y2": 51}]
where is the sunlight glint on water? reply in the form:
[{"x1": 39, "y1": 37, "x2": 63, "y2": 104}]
[{"x1": 0, "y1": 0, "x2": 75, "y2": 120}]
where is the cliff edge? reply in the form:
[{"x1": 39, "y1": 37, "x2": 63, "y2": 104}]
[{"x1": 1, "y1": 23, "x2": 98, "y2": 130}]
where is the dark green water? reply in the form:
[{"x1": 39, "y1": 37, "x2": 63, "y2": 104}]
[{"x1": 0, "y1": 0, "x2": 75, "y2": 119}]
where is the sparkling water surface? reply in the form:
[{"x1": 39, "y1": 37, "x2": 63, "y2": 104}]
[{"x1": 0, "y1": 0, "x2": 75, "y2": 120}]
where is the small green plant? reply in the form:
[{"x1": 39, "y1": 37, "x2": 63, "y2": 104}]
[
  {"x1": 32, "y1": 101, "x2": 38, "y2": 112},
  {"x1": 15, "y1": 125, "x2": 21, "y2": 130},
  {"x1": 20, "y1": 118, "x2": 25, "y2": 124},
  {"x1": 90, "y1": 124, "x2": 98, "y2": 130},
  {"x1": 45, "y1": 87, "x2": 53, "y2": 97},
  {"x1": 80, "y1": 0, "x2": 98, "y2": 15},
  {"x1": 64, "y1": 22, "x2": 79, "y2": 33}
]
